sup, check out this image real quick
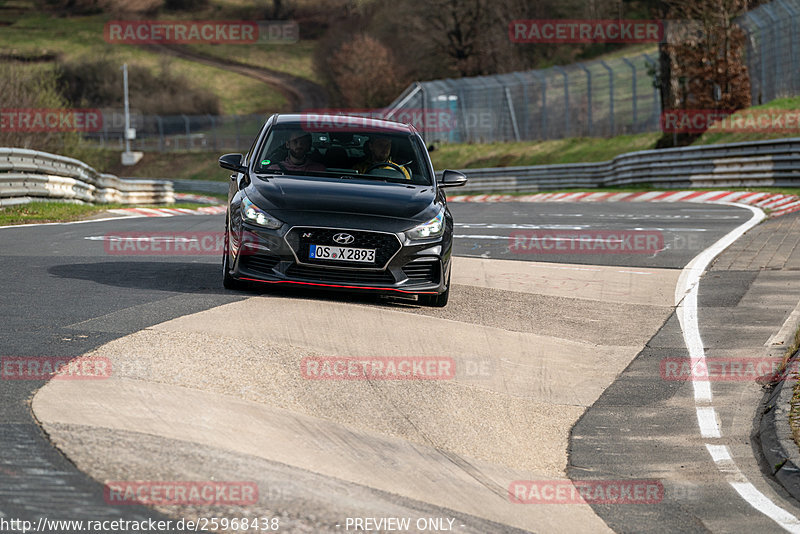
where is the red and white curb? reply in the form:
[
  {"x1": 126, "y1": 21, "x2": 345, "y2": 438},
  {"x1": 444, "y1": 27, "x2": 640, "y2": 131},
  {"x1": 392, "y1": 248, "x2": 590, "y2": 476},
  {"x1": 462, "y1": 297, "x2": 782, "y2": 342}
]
[
  {"x1": 107, "y1": 205, "x2": 226, "y2": 218},
  {"x1": 174, "y1": 192, "x2": 222, "y2": 204},
  {"x1": 448, "y1": 191, "x2": 800, "y2": 218}
]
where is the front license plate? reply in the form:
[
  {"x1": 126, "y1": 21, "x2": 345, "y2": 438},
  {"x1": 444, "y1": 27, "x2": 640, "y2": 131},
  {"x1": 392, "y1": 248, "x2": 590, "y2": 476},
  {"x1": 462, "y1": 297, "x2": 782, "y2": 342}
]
[{"x1": 309, "y1": 244, "x2": 376, "y2": 263}]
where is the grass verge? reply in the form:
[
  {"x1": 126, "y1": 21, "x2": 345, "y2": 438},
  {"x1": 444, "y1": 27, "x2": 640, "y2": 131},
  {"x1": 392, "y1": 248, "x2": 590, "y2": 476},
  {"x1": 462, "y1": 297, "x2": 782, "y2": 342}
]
[{"x1": 0, "y1": 201, "x2": 211, "y2": 226}]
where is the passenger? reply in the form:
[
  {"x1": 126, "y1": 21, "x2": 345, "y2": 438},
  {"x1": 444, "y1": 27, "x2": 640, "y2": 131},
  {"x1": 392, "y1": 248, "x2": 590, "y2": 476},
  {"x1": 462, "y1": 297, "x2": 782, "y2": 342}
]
[
  {"x1": 269, "y1": 131, "x2": 325, "y2": 173},
  {"x1": 353, "y1": 135, "x2": 410, "y2": 179}
]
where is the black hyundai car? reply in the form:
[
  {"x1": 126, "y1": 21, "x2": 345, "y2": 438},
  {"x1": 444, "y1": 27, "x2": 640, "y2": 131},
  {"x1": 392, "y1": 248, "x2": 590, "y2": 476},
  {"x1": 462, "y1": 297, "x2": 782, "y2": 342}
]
[{"x1": 218, "y1": 113, "x2": 467, "y2": 306}]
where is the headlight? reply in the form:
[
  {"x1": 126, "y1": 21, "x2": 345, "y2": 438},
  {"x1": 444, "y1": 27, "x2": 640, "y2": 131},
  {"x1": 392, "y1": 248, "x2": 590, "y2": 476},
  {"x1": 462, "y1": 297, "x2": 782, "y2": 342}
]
[
  {"x1": 241, "y1": 195, "x2": 283, "y2": 229},
  {"x1": 405, "y1": 210, "x2": 445, "y2": 240}
]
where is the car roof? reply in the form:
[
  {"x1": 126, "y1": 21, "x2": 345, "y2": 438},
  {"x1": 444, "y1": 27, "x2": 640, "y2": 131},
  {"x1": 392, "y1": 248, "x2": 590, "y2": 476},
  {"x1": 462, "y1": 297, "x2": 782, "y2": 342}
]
[{"x1": 273, "y1": 113, "x2": 417, "y2": 135}]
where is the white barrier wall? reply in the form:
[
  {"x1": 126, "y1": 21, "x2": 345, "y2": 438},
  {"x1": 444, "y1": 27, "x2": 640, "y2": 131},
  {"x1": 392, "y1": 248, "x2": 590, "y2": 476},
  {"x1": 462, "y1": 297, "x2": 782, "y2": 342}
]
[
  {"x1": 0, "y1": 148, "x2": 174, "y2": 207},
  {"x1": 443, "y1": 138, "x2": 800, "y2": 193}
]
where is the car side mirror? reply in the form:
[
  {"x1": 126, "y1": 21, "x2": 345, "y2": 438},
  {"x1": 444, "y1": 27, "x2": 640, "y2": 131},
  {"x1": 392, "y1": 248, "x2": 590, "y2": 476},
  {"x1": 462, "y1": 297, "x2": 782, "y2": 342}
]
[
  {"x1": 219, "y1": 153, "x2": 247, "y2": 175},
  {"x1": 439, "y1": 169, "x2": 467, "y2": 188}
]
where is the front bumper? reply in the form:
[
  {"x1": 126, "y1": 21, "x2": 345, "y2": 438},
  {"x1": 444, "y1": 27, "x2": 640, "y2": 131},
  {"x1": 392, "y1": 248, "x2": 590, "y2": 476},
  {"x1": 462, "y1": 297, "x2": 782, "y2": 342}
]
[{"x1": 229, "y1": 223, "x2": 450, "y2": 295}]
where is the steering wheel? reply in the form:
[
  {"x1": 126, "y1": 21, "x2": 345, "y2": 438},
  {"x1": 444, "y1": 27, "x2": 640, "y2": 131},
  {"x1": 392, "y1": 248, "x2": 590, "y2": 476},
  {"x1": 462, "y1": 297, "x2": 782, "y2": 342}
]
[{"x1": 365, "y1": 161, "x2": 407, "y2": 174}]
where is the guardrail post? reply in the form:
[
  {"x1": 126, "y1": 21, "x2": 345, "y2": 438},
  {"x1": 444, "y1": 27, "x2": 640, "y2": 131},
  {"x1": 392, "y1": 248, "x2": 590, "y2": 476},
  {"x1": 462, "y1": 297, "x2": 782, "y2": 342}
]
[
  {"x1": 600, "y1": 61, "x2": 614, "y2": 136},
  {"x1": 622, "y1": 57, "x2": 637, "y2": 133},
  {"x1": 578, "y1": 63, "x2": 592, "y2": 136}
]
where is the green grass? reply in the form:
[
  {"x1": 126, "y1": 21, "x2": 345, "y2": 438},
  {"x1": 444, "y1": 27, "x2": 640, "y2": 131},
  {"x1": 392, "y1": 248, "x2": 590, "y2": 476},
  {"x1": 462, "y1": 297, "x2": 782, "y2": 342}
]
[
  {"x1": 103, "y1": 151, "x2": 229, "y2": 181},
  {"x1": 429, "y1": 132, "x2": 662, "y2": 169},
  {"x1": 186, "y1": 39, "x2": 321, "y2": 82},
  {"x1": 0, "y1": 201, "x2": 217, "y2": 226},
  {"x1": 0, "y1": 202, "x2": 111, "y2": 225},
  {"x1": 695, "y1": 95, "x2": 800, "y2": 145},
  {"x1": 0, "y1": 13, "x2": 287, "y2": 114}
]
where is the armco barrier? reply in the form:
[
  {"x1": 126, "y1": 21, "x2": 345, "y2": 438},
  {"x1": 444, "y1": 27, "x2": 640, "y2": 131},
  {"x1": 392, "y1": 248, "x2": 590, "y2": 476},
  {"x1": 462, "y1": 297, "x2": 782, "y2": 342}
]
[
  {"x1": 0, "y1": 148, "x2": 174, "y2": 207},
  {"x1": 445, "y1": 137, "x2": 800, "y2": 193}
]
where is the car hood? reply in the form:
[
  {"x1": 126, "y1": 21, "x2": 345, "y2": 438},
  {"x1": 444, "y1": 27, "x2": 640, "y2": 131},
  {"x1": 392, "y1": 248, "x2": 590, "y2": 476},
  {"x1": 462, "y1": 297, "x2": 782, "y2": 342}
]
[{"x1": 247, "y1": 175, "x2": 437, "y2": 220}]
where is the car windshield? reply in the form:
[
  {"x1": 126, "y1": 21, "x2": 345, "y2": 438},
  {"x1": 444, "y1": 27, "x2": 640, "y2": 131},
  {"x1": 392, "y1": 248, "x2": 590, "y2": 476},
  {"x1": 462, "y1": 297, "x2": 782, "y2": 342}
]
[{"x1": 253, "y1": 123, "x2": 432, "y2": 185}]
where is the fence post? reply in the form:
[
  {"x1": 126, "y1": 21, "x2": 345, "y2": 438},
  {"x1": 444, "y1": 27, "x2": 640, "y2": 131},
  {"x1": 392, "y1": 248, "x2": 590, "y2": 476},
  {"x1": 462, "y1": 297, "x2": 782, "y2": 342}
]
[
  {"x1": 420, "y1": 84, "x2": 428, "y2": 141},
  {"x1": 553, "y1": 65, "x2": 569, "y2": 138},
  {"x1": 512, "y1": 72, "x2": 530, "y2": 139},
  {"x1": 600, "y1": 61, "x2": 614, "y2": 136},
  {"x1": 101, "y1": 112, "x2": 108, "y2": 147},
  {"x1": 504, "y1": 86, "x2": 521, "y2": 142},
  {"x1": 531, "y1": 70, "x2": 547, "y2": 139},
  {"x1": 750, "y1": 12, "x2": 769, "y2": 103},
  {"x1": 761, "y1": 5, "x2": 782, "y2": 98},
  {"x1": 643, "y1": 53, "x2": 660, "y2": 131},
  {"x1": 235, "y1": 115, "x2": 241, "y2": 148},
  {"x1": 155, "y1": 115, "x2": 164, "y2": 152},
  {"x1": 622, "y1": 57, "x2": 637, "y2": 133},
  {"x1": 181, "y1": 114, "x2": 191, "y2": 150},
  {"x1": 208, "y1": 114, "x2": 217, "y2": 151},
  {"x1": 775, "y1": 0, "x2": 798, "y2": 96},
  {"x1": 578, "y1": 63, "x2": 592, "y2": 136}
]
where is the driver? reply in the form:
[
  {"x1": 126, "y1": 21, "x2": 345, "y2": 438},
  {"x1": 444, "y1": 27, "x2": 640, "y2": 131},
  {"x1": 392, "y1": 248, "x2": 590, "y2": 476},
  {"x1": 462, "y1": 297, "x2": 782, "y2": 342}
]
[
  {"x1": 353, "y1": 135, "x2": 410, "y2": 180},
  {"x1": 269, "y1": 130, "x2": 325, "y2": 173}
]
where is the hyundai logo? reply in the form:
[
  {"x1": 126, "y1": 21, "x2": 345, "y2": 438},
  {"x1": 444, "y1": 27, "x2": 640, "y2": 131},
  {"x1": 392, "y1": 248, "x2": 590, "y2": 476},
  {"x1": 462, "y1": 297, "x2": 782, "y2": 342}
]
[{"x1": 332, "y1": 233, "x2": 355, "y2": 245}]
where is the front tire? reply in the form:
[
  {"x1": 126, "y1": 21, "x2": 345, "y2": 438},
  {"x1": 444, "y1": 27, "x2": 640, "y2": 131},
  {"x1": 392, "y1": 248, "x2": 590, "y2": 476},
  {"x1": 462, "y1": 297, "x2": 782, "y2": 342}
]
[
  {"x1": 420, "y1": 285, "x2": 449, "y2": 307},
  {"x1": 222, "y1": 222, "x2": 245, "y2": 290},
  {"x1": 420, "y1": 263, "x2": 451, "y2": 307}
]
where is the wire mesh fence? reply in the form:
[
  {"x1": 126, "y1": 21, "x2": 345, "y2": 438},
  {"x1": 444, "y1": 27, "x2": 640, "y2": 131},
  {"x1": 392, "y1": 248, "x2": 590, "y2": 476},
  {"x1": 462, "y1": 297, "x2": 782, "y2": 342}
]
[
  {"x1": 384, "y1": 52, "x2": 662, "y2": 144},
  {"x1": 80, "y1": 0, "x2": 800, "y2": 151},
  {"x1": 84, "y1": 113, "x2": 266, "y2": 152},
  {"x1": 738, "y1": 0, "x2": 800, "y2": 105}
]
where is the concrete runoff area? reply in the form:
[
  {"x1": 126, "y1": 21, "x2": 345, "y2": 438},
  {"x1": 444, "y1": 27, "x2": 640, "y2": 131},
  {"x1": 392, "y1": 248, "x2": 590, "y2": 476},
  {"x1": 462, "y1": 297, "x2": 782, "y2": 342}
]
[{"x1": 33, "y1": 256, "x2": 679, "y2": 532}]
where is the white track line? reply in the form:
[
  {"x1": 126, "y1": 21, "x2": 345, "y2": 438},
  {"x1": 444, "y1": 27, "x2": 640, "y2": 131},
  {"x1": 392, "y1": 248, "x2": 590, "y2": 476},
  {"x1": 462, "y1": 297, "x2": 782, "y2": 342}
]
[
  {"x1": 0, "y1": 215, "x2": 143, "y2": 229},
  {"x1": 677, "y1": 202, "x2": 800, "y2": 532}
]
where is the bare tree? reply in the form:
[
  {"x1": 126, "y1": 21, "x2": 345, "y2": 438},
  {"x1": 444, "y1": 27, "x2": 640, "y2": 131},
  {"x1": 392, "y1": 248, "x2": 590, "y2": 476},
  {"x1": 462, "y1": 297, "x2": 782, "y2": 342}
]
[
  {"x1": 662, "y1": 0, "x2": 751, "y2": 111},
  {"x1": 328, "y1": 34, "x2": 409, "y2": 107}
]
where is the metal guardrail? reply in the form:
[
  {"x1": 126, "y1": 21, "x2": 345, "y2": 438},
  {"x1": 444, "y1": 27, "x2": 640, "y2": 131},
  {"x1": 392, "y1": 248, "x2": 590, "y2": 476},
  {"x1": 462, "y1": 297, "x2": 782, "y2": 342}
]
[
  {"x1": 0, "y1": 148, "x2": 174, "y2": 207},
  {"x1": 445, "y1": 137, "x2": 800, "y2": 193}
]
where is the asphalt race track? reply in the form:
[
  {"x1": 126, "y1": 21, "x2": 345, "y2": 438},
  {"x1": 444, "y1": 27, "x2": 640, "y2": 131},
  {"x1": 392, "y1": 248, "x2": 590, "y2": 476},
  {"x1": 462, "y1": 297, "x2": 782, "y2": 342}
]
[{"x1": 3, "y1": 201, "x2": 800, "y2": 533}]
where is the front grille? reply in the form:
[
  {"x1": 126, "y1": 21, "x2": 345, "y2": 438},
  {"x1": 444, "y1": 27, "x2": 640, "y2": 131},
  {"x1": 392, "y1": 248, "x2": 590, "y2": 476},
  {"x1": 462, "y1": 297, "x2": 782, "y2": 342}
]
[
  {"x1": 239, "y1": 254, "x2": 280, "y2": 277},
  {"x1": 286, "y1": 227, "x2": 401, "y2": 269},
  {"x1": 402, "y1": 261, "x2": 440, "y2": 284},
  {"x1": 286, "y1": 264, "x2": 395, "y2": 285}
]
